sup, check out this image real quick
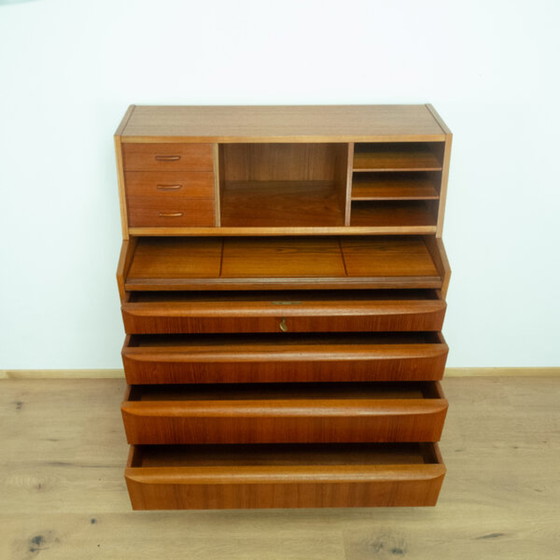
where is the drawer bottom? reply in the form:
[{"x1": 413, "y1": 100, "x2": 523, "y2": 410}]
[{"x1": 125, "y1": 442, "x2": 445, "y2": 509}]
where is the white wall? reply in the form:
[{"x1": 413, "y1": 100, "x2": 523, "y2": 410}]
[{"x1": 1, "y1": 0, "x2": 559, "y2": 369}]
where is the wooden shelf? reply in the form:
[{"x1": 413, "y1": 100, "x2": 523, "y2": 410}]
[
  {"x1": 221, "y1": 181, "x2": 344, "y2": 227},
  {"x1": 353, "y1": 143, "x2": 443, "y2": 171},
  {"x1": 352, "y1": 173, "x2": 439, "y2": 200},
  {"x1": 124, "y1": 236, "x2": 443, "y2": 291},
  {"x1": 350, "y1": 201, "x2": 437, "y2": 230}
]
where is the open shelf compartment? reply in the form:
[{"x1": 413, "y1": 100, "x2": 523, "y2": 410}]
[
  {"x1": 350, "y1": 200, "x2": 438, "y2": 229},
  {"x1": 353, "y1": 142, "x2": 444, "y2": 171},
  {"x1": 219, "y1": 143, "x2": 349, "y2": 227},
  {"x1": 351, "y1": 172, "x2": 440, "y2": 200}
]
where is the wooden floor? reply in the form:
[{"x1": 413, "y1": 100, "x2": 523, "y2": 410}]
[{"x1": 1, "y1": 376, "x2": 559, "y2": 559}]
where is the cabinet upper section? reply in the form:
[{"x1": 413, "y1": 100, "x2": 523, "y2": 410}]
[{"x1": 115, "y1": 105, "x2": 452, "y2": 238}]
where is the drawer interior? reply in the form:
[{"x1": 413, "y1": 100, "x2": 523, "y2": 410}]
[
  {"x1": 126, "y1": 331, "x2": 445, "y2": 349},
  {"x1": 129, "y1": 442, "x2": 442, "y2": 468},
  {"x1": 123, "y1": 235, "x2": 443, "y2": 290},
  {"x1": 126, "y1": 381, "x2": 444, "y2": 402},
  {"x1": 127, "y1": 288, "x2": 442, "y2": 304}
]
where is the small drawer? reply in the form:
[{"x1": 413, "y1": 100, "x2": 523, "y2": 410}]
[
  {"x1": 121, "y1": 289, "x2": 446, "y2": 335},
  {"x1": 125, "y1": 442, "x2": 446, "y2": 509},
  {"x1": 122, "y1": 332, "x2": 449, "y2": 384},
  {"x1": 121, "y1": 382, "x2": 447, "y2": 445},
  {"x1": 123, "y1": 143, "x2": 214, "y2": 172},
  {"x1": 125, "y1": 171, "x2": 215, "y2": 198},
  {"x1": 127, "y1": 198, "x2": 215, "y2": 227}
]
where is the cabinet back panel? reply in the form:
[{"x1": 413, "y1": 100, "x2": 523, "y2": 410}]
[{"x1": 222, "y1": 143, "x2": 343, "y2": 182}]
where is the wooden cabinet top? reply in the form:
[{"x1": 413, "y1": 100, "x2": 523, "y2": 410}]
[{"x1": 116, "y1": 104, "x2": 450, "y2": 143}]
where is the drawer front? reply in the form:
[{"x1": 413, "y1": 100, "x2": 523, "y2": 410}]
[
  {"x1": 127, "y1": 198, "x2": 215, "y2": 227},
  {"x1": 122, "y1": 382, "x2": 447, "y2": 445},
  {"x1": 121, "y1": 293, "x2": 446, "y2": 335},
  {"x1": 123, "y1": 143, "x2": 214, "y2": 171},
  {"x1": 125, "y1": 171, "x2": 215, "y2": 198},
  {"x1": 122, "y1": 333, "x2": 449, "y2": 384},
  {"x1": 125, "y1": 443, "x2": 446, "y2": 509}
]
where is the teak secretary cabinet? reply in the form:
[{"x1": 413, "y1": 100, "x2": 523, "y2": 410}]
[{"x1": 115, "y1": 105, "x2": 452, "y2": 510}]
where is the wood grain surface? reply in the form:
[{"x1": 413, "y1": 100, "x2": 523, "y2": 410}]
[
  {"x1": 127, "y1": 196, "x2": 216, "y2": 228},
  {"x1": 122, "y1": 143, "x2": 214, "y2": 171},
  {"x1": 115, "y1": 106, "x2": 451, "y2": 237},
  {"x1": 118, "y1": 105, "x2": 447, "y2": 142},
  {"x1": 122, "y1": 236, "x2": 444, "y2": 291},
  {"x1": 353, "y1": 143, "x2": 443, "y2": 171},
  {"x1": 351, "y1": 173, "x2": 440, "y2": 200},
  {"x1": 349, "y1": 200, "x2": 437, "y2": 229},
  {"x1": 121, "y1": 332, "x2": 449, "y2": 384},
  {"x1": 121, "y1": 382, "x2": 447, "y2": 445},
  {"x1": 125, "y1": 443, "x2": 445, "y2": 509},
  {"x1": 1, "y1": 376, "x2": 559, "y2": 558},
  {"x1": 121, "y1": 289, "x2": 446, "y2": 334},
  {"x1": 125, "y1": 170, "x2": 215, "y2": 197},
  {"x1": 220, "y1": 180, "x2": 345, "y2": 228}
]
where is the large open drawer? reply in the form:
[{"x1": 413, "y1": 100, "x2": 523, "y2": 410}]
[
  {"x1": 122, "y1": 381, "x2": 447, "y2": 445},
  {"x1": 125, "y1": 442, "x2": 446, "y2": 509},
  {"x1": 117, "y1": 236, "x2": 450, "y2": 293},
  {"x1": 122, "y1": 332, "x2": 449, "y2": 384},
  {"x1": 121, "y1": 289, "x2": 446, "y2": 334}
]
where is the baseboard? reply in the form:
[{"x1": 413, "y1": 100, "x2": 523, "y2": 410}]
[
  {"x1": 445, "y1": 367, "x2": 560, "y2": 377},
  {"x1": 0, "y1": 369, "x2": 124, "y2": 379},
  {"x1": 1, "y1": 367, "x2": 559, "y2": 380}
]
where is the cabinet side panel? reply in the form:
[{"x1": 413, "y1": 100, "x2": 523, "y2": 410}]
[
  {"x1": 115, "y1": 105, "x2": 136, "y2": 239},
  {"x1": 436, "y1": 136, "x2": 452, "y2": 236},
  {"x1": 116, "y1": 238, "x2": 138, "y2": 301},
  {"x1": 425, "y1": 104, "x2": 452, "y2": 237},
  {"x1": 423, "y1": 237, "x2": 451, "y2": 299},
  {"x1": 115, "y1": 135, "x2": 129, "y2": 239}
]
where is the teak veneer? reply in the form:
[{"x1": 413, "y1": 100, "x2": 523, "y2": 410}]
[
  {"x1": 114, "y1": 104, "x2": 452, "y2": 509},
  {"x1": 121, "y1": 333, "x2": 449, "y2": 385},
  {"x1": 125, "y1": 443, "x2": 446, "y2": 510},
  {"x1": 121, "y1": 289, "x2": 446, "y2": 334},
  {"x1": 121, "y1": 382, "x2": 447, "y2": 445}
]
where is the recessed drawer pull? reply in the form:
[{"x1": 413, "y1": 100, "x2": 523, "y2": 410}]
[
  {"x1": 158, "y1": 212, "x2": 184, "y2": 218},
  {"x1": 156, "y1": 184, "x2": 183, "y2": 191},
  {"x1": 154, "y1": 155, "x2": 181, "y2": 162},
  {"x1": 279, "y1": 318, "x2": 288, "y2": 332}
]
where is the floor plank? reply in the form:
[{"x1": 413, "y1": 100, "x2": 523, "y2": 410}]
[{"x1": 1, "y1": 377, "x2": 559, "y2": 559}]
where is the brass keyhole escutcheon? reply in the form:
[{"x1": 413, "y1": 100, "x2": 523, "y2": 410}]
[{"x1": 279, "y1": 318, "x2": 288, "y2": 332}]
